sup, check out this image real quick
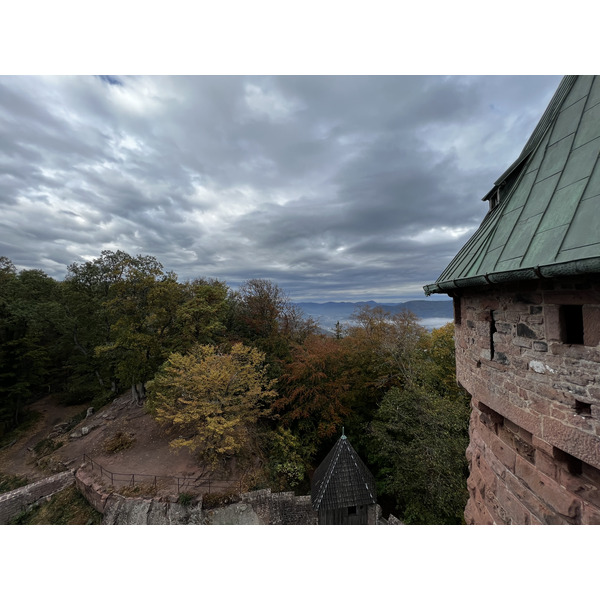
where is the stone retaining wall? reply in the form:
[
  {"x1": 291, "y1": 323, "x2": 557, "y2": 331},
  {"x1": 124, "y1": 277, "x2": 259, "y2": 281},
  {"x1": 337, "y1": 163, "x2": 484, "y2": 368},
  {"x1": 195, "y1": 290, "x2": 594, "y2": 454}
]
[
  {"x1": 454, "y1": 278, "x2": 600, "y2": 524},
  {"x1": 0, "y1": 471, "x2": 75, "y2": 524},
  {"x1": 75, "y1": 466, "x2": 319, "y2": 525}
]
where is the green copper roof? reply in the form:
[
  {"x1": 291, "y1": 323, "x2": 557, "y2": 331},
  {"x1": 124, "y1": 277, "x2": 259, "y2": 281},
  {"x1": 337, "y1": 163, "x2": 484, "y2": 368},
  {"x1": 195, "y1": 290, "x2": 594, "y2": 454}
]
[{"x1": 424, "y1": 75, "x2": 600, "y2": 295}]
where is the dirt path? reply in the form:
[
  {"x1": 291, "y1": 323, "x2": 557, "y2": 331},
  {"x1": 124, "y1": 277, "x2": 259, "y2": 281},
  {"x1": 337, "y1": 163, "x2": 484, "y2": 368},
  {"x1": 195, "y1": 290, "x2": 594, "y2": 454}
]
[
  {"x1": 1, "y1": 393, "x2": 240, "y2": 495},
  {"x1": 0, "y1": 396, "x2": 84, "y2": 482}
]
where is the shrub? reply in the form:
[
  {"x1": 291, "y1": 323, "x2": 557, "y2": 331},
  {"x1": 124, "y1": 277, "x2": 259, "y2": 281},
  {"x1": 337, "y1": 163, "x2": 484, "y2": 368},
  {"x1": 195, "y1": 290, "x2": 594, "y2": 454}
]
[
  {"x1": 9, "y1": 485, "x2": 102, "y2": 524},
  {"x1": 178, "y1": 492, "x2": 194, "y2": 506},
  {"x1": 103, "y1": 431, "x2": 135, "y2": 453},
  {"x1": 118, "y1": 482, "x2": 157, "y2": 498},
  {"x1": 33, "y1": 438, "x2": 63, "y2": 457},
  {"x1": 0, "y1": 472, "x2": 28, "y2": 493},
  {"x1": 201, "y1": 490, "x2": 241, "y2": 509}
]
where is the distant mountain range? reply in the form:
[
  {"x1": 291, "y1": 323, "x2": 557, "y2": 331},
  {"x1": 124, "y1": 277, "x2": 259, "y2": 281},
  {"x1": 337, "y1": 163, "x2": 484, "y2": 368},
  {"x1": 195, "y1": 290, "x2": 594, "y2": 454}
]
[{"x1": 294, "y1": 300, "x2": 453, "y2": 332}]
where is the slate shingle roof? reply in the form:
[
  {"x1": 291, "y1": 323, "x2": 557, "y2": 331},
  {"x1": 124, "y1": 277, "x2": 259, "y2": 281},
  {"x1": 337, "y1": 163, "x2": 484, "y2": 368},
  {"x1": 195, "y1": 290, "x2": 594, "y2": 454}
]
[
  {"x1": 311, "y1": 435, "x2": 377, "y2": 512},
  {"x1": 425, "y1": 75, "x2": 600, "y2": 295}
]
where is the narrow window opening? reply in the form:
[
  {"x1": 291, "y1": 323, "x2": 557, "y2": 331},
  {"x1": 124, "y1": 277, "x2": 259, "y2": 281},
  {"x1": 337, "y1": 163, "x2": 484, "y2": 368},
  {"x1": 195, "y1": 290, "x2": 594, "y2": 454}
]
[
  {"x1": 479, "y1": 402, "x2": 504, "y2": 432},
  {"x1": 489, "y1": 311, "x2": 496, "y2": 359},
  {"x1": 560, "y1": 305, "x2": 584, "y2": 344},
  {"x1": 553, "y1": 447, "x2": 583, "y2": 475},
  {"x1": 575, "y1": 400, "x2": 592, "y2": 417},
  {"x1": 453, "y1": 296, "x2": 462, "y2": 325},
  {"x1": 347, "y1": 506, "x2": 357, "y2": 515}
]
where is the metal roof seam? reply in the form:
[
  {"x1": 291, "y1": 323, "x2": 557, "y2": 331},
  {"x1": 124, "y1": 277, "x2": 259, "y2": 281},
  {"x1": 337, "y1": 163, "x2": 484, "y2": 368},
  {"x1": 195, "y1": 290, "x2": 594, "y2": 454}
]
[
  {"x1": 555, "y1": 79, "x2": 600, "y2": 258},
  {"x1": 492, "y1": 76, "x2": 577, "y2": 188}
]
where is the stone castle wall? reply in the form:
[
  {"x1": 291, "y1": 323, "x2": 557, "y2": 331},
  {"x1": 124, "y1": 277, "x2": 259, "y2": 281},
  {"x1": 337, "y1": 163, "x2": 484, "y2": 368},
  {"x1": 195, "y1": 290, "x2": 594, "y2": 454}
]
[
  {"x1": 75, "y1": 466, "x2": 318, "y2": 525},
  {"x1": 0, "y1": 471, "x2": 75, "y2": 524},
  {"x1": 454, "y1": 278, "x2": 600, "y2": 524}
]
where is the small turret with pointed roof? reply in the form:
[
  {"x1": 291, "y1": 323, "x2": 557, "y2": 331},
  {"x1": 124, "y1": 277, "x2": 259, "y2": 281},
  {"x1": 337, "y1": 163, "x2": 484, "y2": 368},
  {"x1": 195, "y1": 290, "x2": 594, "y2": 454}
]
[{"x1": 311, "y1": 429, "x2": 377, "y2": 524}]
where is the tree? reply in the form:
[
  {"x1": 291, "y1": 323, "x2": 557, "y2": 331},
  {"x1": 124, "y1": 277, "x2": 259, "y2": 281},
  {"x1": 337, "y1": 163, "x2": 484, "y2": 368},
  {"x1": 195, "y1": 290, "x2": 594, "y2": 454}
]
[
  {"x1": 276, "y1": 334, "x2": 355, "y2": 452},
  {"x1": 368, "y1": 382, "x2": 470, "y2": 524},
  {"x1": 0, "y1": 266, "x2": 65, "y2": 430},
  {"x1": 346, "y1": 305, "x2": 428, "y2": 390},
  {"x1": 91, "y1": 252, "x2": 180, "y2": 403},
  {"x1": 366, "y1": 323, "x2": 470, "y2": 524},
  {"x1": 146, "y1": 343, "x2": 277, "y2": 467},
  {"x1": 265, "y1": 426, "x2": 309, "y2": 492},
  {"x1": 228, "y1": 279, "x2": 316, "y2": 367},
  {"x1": 174, "y1": 278, "x2": 229, "y2": 349}
]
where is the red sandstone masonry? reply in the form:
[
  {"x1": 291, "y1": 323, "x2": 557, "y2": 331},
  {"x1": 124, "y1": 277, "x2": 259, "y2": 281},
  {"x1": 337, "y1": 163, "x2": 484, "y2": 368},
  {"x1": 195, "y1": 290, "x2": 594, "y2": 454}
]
[{"x1": 457, "y1": 279, "x2": 600, "y2": 524}]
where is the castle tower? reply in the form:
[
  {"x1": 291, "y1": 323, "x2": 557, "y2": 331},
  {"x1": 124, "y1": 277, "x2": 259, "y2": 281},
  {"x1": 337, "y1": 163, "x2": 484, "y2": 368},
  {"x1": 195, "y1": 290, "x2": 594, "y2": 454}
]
[{"x1": 425, "y1": 76, "x2": 600, "y2": 524}]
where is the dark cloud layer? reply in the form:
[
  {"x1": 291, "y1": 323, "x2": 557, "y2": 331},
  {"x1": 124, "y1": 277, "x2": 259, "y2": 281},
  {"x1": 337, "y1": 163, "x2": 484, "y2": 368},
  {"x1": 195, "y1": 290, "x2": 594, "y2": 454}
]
[{"x1": 0, "y1": 75, "x2": 562, "y2": 301}]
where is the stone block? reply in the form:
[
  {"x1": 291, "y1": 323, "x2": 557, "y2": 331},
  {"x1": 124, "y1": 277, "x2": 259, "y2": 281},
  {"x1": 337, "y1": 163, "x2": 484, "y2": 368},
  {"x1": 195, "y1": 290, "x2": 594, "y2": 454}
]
[
  {"x1": 484, "y1": 438, "x2": 517, "y2": 472},
  {"x1": 557, "y1": 467, "x2": 600, "y2": 509},
  {"x1": 513, "y1": 337, "x2": 533, "y2": 349},
  {"x1": 480, "y1": 349, "x2": 492, "y2": 361},
  {"x1": 531, "y1": 435, "x2": 555, "y2": 454},
  {"x1": 582, "y1": 502, "x2": 600, "y2": 524},
  {"x1": 534, "y1": 448, "x2": 557, "y2": 480},
  {"x1": 496, "y1": 322, "x2": 513, "y2": 334},
  {"x1": 480, "y1": 392, "x2": 541, "y2": 437},
  {"x1": 504, "y1": 470, "x2": 570, "y2": 525},
  {"x1": 526, "y1": 315, "x2": 544, "y2": 326},
  {"x1": 517, "y1": 323, "x2": 541, "y2": 339},
  {"x1": 495, "y1": 480, "x2": 540, "y2": 525},
  {"x1": 544, "y1": 305, "x2": 562, "y2": 342},
  {"x1": 544, "y1": 289, "x2": 600, "y2": 305},
  {"x1": 543, "y1": 416, "x2": 600, "y2": 470},
  {"x1": 493, "y1": 352, "x2": 510, "y2": 365},
  {"x1": 484, "y1": 487, "x2": 511, "y2": 524},
  {"x1": 514, "y1": 437, "x2": 536, "y2": 464},
  {"x1": 515, "y1": 456, "x2": 582, "y2": 522},
  {"x1": 583, "y1": 305, "x2": 600, "y2": 346}
]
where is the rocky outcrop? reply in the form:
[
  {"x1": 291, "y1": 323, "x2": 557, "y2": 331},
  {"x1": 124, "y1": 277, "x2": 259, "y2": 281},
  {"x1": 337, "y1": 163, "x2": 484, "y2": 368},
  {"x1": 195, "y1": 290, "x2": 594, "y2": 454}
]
[
  {"x1": 103, "y1": 495, "x2": 204, "y2": 525},
  {"x1": 0, "y1": 471, "x2": 75, "y2": 524}
]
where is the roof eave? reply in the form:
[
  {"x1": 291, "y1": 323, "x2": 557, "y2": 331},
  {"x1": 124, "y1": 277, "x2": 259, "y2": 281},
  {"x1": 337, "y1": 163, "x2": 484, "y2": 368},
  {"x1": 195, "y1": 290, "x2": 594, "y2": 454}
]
[{"x1": 424, "y1": 256, "x2": 600, "y2": 296}]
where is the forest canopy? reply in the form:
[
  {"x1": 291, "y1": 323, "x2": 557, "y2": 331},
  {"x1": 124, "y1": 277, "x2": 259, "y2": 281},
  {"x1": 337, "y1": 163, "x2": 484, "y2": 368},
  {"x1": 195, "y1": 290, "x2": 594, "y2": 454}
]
[{"x1": 0, "y1": 251, "x2": 470, "y2": 524}]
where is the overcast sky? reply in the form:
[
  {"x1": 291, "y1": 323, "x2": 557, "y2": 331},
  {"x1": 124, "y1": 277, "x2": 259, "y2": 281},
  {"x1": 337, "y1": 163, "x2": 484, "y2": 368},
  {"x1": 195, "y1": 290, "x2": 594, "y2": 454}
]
[{"x1": 0, "y1": 74, "x2": 562, "y2": 301}]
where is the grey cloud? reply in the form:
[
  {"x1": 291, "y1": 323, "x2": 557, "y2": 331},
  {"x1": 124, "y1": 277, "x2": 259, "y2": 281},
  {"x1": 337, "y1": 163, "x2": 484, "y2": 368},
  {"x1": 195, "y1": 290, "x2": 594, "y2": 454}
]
[{"x1": 0, "y1": 74, "x2": 562, "y2": 299}]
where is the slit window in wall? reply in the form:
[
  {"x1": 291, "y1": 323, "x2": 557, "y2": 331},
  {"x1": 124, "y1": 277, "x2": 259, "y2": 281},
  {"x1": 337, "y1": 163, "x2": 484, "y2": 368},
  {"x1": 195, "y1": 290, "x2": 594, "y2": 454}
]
[
  {"x1": 560, "y1": 305, "x2": 584, "y2": 344},
  {"x1": 489, "y1": 311, "x2": 496, "y2": 359},
  {"x1": 553, "y1": 446, "x2": 583, "y2": 475},
  {"x1": 453, "y1": 296, "x2": 462, "y2": 325}
]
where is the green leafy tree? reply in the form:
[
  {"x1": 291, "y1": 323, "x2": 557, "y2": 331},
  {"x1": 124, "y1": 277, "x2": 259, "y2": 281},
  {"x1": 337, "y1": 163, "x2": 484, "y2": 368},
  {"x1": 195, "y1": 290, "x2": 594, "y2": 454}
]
[
  {"x1": 147, "y1": 343, "x2": 277, "y2": 467},
  {"x1": 0, "y1": 263, "x2": 66, "y2": 430},
  {"x1": 92, "y1": 252, "x2": 179, "y2": 403},
  {"x1": 174, "y1": 278, "x2": 229, "y2": 349},
  {"x1": 368, "y1": 382, "x2": 470, "y2": 524},
  {"x1": 265, "y1": 426, "x2": 308, "y2": 491},
  {"x1": 366, "y1": 323, "x2": 470, "y2": 524}
]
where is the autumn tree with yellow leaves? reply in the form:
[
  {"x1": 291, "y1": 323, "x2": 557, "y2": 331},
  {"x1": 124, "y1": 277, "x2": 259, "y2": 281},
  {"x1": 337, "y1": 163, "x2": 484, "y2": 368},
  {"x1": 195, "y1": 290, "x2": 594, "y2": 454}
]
[{"x1": 146, "y1": 343, "x2": 277, "y2": 467}]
